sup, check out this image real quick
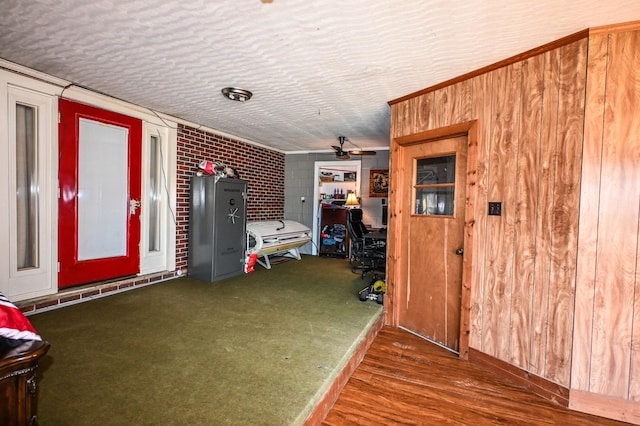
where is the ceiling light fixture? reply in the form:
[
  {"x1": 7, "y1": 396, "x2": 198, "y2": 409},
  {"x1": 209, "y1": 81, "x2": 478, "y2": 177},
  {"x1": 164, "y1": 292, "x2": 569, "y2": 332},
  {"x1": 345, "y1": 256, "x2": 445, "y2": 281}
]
[{"x1": 221, "y1": 87, "x2": 253, "y2": 102}]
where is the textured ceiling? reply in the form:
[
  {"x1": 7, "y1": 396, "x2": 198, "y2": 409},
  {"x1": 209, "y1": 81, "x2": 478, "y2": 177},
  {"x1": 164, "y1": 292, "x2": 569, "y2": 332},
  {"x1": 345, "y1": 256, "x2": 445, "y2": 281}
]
[{"x1": 1, "y1": 1, "x2": 639, "y2": 153}]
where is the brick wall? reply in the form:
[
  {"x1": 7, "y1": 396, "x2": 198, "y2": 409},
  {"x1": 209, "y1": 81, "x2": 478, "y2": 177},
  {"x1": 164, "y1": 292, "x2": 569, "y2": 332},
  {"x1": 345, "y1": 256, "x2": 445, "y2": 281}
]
[{"x1": 175, "y1": 124, "x2": 285, "y2": 270}]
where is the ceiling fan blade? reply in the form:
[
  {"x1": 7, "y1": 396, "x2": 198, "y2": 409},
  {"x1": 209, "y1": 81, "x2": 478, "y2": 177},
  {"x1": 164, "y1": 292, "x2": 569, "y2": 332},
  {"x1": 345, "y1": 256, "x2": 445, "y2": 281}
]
[{"x1": 333, "y1": 136, "x2": 363, "y2": 159}]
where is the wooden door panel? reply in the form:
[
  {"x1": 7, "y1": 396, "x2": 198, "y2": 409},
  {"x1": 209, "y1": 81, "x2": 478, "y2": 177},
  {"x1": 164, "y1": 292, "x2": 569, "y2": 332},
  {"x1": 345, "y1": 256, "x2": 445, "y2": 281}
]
[{"x1": 406, "y1": 219, "x2": 446, "y2": 340}]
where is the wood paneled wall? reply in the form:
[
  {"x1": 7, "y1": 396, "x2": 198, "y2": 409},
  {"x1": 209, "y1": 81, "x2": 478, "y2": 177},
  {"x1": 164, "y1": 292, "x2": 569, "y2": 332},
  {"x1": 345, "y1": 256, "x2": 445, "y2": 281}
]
[
  {"x1": 389, "y1": 21, "x2": 640, "y2": 423},
  {"x1": 389, "y1": 37, "x2": 588, "y2": 387},
  {"x1": 569, "y1": 26, "x2": 640, "y2": 422}
]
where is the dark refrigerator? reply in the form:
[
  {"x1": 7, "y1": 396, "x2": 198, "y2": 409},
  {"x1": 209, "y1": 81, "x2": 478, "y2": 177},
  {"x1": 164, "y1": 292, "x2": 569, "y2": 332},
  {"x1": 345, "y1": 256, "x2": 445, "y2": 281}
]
[{"x1": 188, "y1": 175, "x2": 248, "y2": 281}]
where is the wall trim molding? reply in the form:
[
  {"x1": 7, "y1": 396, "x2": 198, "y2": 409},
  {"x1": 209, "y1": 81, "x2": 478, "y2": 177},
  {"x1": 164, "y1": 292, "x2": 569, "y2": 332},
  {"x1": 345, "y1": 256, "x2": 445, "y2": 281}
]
[
  {"x1": 569, "y1": 389, "x2": 640, "y2": 424},
  {"x1": 469, "y1": 347, "x2": 570, "y2": 407},
  {"x1": 589, "y1": 19, "x2": 640, "y2": 35},
  {"x1": 303, "y1": 313, "x2": 384, "y2": 425},
  {"x1": 17, "y1": 271, "x2": 179, "y2": 315},
  {"x1": 388, "y1": 28, "x2": 589, "y2": 105}
]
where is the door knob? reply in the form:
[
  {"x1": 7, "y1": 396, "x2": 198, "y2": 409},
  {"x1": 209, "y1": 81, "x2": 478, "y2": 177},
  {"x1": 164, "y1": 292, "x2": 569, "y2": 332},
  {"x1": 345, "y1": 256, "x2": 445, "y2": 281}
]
[
  {"x1": 129, "y1": 199, "x2": 141, "y2": 215},
  {"x1": 455, "y1": 248, "x2": 464, "y2": 256}
]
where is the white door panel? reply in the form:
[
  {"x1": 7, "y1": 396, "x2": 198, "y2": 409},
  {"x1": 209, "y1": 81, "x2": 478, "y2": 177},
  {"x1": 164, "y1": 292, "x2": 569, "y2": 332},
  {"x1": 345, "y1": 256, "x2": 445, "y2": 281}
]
[
  {"x1": 1, "y1": 84, "x2": 57, "y2": 301},
  {"x1": 139, "y1": 122, "x2": 177, "y2": 274}
]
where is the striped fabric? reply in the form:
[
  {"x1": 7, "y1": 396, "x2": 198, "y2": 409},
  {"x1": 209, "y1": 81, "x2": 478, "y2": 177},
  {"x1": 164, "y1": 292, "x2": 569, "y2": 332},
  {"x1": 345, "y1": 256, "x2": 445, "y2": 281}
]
[{"x1": 0, "y1": 292, "x2": 41, "y2": 341}]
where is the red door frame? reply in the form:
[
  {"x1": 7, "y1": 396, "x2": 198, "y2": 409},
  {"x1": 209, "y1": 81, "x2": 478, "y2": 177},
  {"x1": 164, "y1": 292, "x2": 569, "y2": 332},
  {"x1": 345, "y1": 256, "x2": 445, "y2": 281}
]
[{"x1": 58, "y1": 98, "x2": 142, "y2": 288}]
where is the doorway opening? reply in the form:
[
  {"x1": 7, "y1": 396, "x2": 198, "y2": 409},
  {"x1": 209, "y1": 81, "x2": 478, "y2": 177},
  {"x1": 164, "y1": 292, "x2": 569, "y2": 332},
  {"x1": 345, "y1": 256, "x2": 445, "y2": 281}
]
[{"x1": 311, "y1": 161, "x2": 361, "y2": 255}]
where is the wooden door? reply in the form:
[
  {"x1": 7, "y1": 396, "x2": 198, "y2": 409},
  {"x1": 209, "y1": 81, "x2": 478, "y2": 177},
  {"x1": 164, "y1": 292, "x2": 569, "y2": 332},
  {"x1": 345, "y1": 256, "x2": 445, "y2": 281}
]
[
  {"x1": 58, "y1": 99, "x2": 142, "y2": 288},
  {"x1": 398, "y1": 135, "x2": 467, "y2": 352}
]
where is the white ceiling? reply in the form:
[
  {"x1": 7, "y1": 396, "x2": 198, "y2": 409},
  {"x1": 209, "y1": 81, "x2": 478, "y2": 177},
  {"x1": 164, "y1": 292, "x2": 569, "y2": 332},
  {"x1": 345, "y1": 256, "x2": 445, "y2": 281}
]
[{"x1": 1, "y1": 1, "x2": 639, "y2": 153}]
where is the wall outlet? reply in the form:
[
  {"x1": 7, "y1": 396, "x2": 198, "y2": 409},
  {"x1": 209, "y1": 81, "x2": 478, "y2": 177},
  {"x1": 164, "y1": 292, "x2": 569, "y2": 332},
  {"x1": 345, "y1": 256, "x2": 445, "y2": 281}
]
[{"x1": 300, "y1": 196, "x2": 305, "y2": 202}]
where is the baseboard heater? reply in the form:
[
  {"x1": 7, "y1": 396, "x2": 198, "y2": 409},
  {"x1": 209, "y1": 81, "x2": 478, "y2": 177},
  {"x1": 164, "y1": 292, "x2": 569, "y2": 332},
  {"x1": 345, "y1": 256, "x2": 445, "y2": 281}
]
[{"x1": 246, "y1": 220, "x2": 311, "y2": 269}]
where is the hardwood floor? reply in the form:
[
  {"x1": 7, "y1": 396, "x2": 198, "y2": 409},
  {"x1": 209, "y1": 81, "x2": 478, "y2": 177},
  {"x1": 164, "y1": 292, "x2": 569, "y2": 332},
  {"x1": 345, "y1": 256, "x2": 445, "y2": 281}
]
[{"x1": 322, "y1": 327, "x2": 628, "y2": 425}]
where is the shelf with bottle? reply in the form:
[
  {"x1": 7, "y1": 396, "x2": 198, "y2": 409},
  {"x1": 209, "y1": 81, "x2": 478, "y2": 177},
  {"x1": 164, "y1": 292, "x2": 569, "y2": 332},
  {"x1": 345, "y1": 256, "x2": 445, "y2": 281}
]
[
  {"x1": 320, "y1": 188, "x2": 353, "y2": 201},
  {"x1": 319, "y1": 180, "x2": 354, "y2": 185}
]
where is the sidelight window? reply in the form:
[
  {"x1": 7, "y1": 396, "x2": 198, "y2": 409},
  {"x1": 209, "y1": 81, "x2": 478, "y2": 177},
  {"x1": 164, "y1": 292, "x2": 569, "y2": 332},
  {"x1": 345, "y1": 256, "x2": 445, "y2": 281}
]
[
  {"x1": 147, "y1": 134, "x2": 161, "y2": 252},
  {"x1": 15, "y1": 103, "x2": 39, "y2": 269}
]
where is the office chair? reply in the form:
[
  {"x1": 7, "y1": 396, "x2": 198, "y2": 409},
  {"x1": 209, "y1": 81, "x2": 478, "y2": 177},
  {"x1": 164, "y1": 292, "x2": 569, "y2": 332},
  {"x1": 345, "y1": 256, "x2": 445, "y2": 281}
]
[{"x1": 346, "y1": 209, "x2": 386, "y2": 279}]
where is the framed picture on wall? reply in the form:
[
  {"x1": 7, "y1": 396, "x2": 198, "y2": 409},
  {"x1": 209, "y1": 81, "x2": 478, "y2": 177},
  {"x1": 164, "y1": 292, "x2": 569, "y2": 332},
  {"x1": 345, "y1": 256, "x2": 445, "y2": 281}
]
[
  {"x1": 369, "y1": 169, "x2": 389, "y2": 197},
  {"x1": 343, "y1": 172, "x2": 357, "y2": 182}
]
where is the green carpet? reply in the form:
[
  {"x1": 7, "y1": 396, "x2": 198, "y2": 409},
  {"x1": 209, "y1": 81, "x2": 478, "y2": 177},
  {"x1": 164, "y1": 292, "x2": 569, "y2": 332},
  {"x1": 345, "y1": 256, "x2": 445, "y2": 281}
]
[{"x1": 30, "y1": 255, "x2": 383, "y2": 425}]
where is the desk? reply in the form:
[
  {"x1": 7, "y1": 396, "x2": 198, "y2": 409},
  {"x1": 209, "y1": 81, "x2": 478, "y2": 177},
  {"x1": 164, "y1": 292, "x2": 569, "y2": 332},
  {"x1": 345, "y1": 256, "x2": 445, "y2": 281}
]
[
  {"x1": 365, "y1": 230, "x2": 387, "y2": 242},
  {"x1": 364, "y1": 230, "x2": 387, "y2": 257},
  {"x1": 363, "y1": 230, "x2": 387, "y2": 254}
]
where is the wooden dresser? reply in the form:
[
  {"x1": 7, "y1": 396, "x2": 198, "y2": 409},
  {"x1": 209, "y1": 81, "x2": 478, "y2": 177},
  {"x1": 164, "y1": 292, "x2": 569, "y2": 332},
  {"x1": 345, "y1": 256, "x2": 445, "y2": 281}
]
[
  {"x1": 319, "y1": 206, "x2": 349, "y2": 258},
  {"x1": 0, "y1": 340, "x2": 50, "y2": 426}
]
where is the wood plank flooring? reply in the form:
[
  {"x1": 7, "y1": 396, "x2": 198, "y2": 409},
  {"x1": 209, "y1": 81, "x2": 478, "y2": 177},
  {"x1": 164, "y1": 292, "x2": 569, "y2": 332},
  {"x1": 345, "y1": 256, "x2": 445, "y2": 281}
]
[{"x1": 322, "y1": 326, "x2": 629, "y2": 425}]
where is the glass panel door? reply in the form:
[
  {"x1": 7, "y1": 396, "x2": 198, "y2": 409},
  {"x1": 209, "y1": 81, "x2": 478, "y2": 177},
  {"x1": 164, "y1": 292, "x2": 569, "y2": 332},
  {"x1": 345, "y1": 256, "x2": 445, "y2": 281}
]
[{"x1": 58, "y1": 98, "x2": 142, "y2": 288}]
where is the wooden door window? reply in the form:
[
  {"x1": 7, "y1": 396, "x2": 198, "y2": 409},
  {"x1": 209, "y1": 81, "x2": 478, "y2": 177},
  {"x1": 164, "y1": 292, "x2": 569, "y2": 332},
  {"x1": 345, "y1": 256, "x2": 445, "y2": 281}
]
[{"x1": 414, "y1": 154, "x2": 456, "y2": 216}]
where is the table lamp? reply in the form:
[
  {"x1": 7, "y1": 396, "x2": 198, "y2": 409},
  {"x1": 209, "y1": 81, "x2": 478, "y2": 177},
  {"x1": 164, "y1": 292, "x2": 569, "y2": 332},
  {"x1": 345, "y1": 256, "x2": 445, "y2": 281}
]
[{"x1": 345, "y1": 193, "x2": 359, "y2": 208}]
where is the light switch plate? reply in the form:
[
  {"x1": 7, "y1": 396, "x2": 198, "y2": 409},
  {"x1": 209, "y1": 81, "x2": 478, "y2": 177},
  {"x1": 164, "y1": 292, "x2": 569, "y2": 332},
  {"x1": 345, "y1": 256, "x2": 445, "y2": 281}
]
[{"x1": 488, "y1": 202, "x2": 502, "y2": 216}]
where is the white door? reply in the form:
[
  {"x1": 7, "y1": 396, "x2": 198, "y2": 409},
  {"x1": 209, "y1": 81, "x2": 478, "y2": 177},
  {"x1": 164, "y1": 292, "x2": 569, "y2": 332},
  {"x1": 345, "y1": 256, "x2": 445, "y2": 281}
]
[
  {"x1": 1, "y1": 84, "x2": 57, "y2": 301},
  {"x1": 139, "y1": 122, "x2": 177, "y2": 274}
]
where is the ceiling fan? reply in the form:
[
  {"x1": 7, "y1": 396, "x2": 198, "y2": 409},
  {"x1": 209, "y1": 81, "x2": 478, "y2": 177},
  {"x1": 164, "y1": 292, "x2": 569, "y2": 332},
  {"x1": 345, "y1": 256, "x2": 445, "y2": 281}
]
[{"x1": 332, "y1": 136, "x2": 376, "y2": 160}]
